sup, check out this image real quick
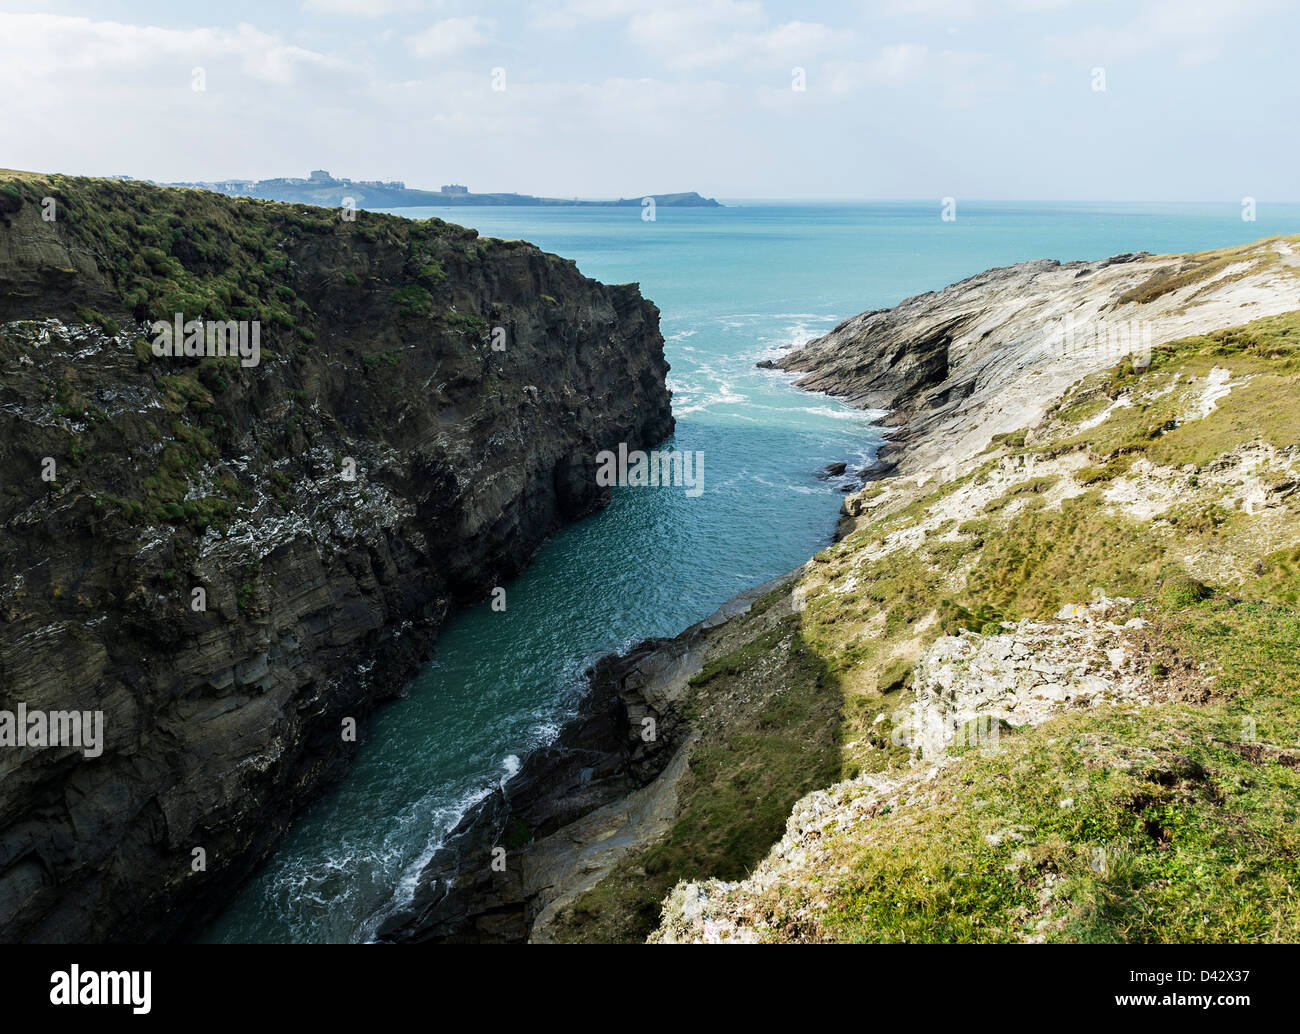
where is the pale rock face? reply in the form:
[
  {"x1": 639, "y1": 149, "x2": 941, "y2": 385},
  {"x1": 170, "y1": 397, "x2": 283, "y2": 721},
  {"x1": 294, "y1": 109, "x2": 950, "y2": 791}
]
[
  {"x1": 1183, "y1": 366, "x2": 1235, "y2": 422},
  {"x1": 652, "y1": 239, "x2": 1299, "y2": 946},
  {"x1": 779, "y1": 239, "x2": 1300, "y2": 481},
  {"x1": 897, "y1": 597, "x2": 1152, "y2": 762}
]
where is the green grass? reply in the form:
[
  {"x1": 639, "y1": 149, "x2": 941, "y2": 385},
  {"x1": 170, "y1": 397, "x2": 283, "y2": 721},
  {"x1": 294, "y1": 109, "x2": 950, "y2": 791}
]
[
  {"x1": 1116, "y1": 239, "x2": 1292, "y2": 308},
  {"x1": 0, "y1": 168, "x2": 506, "y2": 532},
  {"x1": 391, "y1": 284, "x2": 433, "y2": 320},
  {"x1": 1048, "y1": 310, "x2": 1300, "y2": 468}
]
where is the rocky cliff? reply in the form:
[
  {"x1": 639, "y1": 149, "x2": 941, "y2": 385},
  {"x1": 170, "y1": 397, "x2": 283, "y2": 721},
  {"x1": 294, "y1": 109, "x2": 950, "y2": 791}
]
[
  {"x1": 660, "y1": 300, "x2": 1300, "y2": 941},
  {"x1": 437, "y1": 236, "x2": 1300, "y2": 944},
  {"x1": 777, "y1": 238, "x2": 1300, "y2": 483},
  {"x1": 646, "y1": 240, "x2": 1300, "y2": 942},
  {"x1": 373, "y1": 575, "x2": 782, "y2": 943},
  {"x1": 0, "y1": 171, "x2": 673, "y2": 942}
]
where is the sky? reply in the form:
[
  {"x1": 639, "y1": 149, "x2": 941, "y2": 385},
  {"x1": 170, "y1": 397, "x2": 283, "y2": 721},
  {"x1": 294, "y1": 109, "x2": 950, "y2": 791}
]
[{"x1": 0, "y1": 0, "x2": 1296, "y2": 201}]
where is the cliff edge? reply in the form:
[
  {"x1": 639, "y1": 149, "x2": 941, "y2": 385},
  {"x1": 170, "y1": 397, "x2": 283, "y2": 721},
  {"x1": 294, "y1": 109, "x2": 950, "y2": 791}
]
[{"x1": 778, "y1": 238, "x2": 1300, "y2": 486}]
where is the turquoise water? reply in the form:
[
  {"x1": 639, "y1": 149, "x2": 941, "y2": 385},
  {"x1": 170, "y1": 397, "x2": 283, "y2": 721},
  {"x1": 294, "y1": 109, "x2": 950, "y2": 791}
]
[{"x1": 203, "y1": 200, "x2": 1300, "y2": 943}]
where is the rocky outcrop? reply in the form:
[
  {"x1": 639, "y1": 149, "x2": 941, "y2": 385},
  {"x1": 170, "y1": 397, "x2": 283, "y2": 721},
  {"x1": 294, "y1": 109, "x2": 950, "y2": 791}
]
[
  {"x1": 652, "y1": 292, "x2": 1300, "y2": 944},
  {"x1": 0, "y1": 173, "x2": 673, "y2": 942},
  {"x1": 778, "y1": 239, "x2": 1300, "y2": 481},
  {"x1": 652, "y1": 596, "x2": 1209, "y2": 944}
]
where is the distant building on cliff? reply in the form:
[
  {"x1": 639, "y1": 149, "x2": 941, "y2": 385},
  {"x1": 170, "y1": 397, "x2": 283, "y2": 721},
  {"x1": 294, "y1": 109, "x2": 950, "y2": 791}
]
[
  {"x1": 309, "y1": 169, "x2": 332, "y2": 182},
  {"x1": 441, "y1": 184, "x2": 468, "y2": 195}
]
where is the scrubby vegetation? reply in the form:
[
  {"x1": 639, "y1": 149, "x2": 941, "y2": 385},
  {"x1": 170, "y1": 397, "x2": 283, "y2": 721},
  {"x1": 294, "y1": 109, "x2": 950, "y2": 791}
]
[
  {"x1": 550, "y1": 624, "x2": 847, "y2": 942},
  {"x1": 802, "y1": 596, "x2": 1300, "y2": 943},
  {"x1": 1117, "y1": 239, "x2": 1290, "y2": 308}
]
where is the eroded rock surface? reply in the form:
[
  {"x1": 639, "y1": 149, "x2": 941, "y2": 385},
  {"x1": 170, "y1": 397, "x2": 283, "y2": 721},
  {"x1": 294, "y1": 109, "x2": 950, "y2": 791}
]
[
  {"x1": 375, "y1": 637, "x2": 691, "y2": 942},
  {"x1": 779, "y1": 240, "x2": 1300, "y2": 481}
]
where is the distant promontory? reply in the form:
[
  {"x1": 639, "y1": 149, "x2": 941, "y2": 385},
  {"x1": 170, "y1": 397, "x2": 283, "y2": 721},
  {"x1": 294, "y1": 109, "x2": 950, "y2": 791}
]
[{"x1": 161, "y1": 170, "x2": 722, "y2": 209}]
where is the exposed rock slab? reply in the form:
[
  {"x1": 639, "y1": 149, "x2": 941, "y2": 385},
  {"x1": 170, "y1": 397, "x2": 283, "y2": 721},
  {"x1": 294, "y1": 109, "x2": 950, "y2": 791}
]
[
  {"x1": 375, "y1": 574, "x2": 792, "y2": 943},
  {"x1": 779, "y1": 239, "x2": 1300, "y2": 482}
]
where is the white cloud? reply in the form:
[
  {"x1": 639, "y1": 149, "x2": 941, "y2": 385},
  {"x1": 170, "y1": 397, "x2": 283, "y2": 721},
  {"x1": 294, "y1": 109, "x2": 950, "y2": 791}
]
[
  {"x1": 623, "y1": 0, "x2": 763, "y2": 64},
  {"x1": 820, "y1": 44, "x2": 997, "y2": 111},
  {"x1": 0, "y1": 13, "x2": 361, "y2": 179},
  {"x1": 408, "y1": 16, "x2": 493, "y2": 58},
  {"x1": 823, "y1": 44, "x2": 932, "y2": 94},
  {"x1": 529, "y1": 0, "x2": 849, "y2": 69},
  {"x1": 751, "y1": 21, "x2": 854, "y2": 62},
  {"x1": 1, "y1": 3, "x2": 1293, "y2": 201},
  {"x1": 0, "y1": 14, "x2": 350, "y2": 84},
  {"x1": 626, "y1": 6, "x2": 852, "y2": 69},
  {"x1": 867, "y1": 43, "x2": 931, "y2": 84},
  {"x1": 531, "y1": 0, "x2": 746, "y2": 33},
  {"x1": 880, "y1": 0, "x2": 1077, "y2": 16},
  {"x1": 1047, "y1": 0, "x2": 1282, "y2": 65}
]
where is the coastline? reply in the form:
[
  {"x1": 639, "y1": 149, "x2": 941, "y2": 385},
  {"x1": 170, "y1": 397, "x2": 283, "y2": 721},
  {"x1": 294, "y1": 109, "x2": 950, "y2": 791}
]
[{"x1": 377, "y1": 233, "x2": 1300, "y2": 943}]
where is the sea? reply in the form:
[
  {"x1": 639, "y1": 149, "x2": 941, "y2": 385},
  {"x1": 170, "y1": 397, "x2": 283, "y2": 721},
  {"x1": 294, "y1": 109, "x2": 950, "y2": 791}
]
[{"x1": 201, "y1": 199, "x2": 1300, "y2": 942}]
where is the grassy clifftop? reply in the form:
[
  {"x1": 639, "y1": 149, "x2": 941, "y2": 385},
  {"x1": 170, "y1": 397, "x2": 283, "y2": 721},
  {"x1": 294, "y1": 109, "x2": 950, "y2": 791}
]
[
  {"x1": 550, "y1": 309, "x2": 1300, "y2": 943},
  {"x1": 0, "y1": 168, "x2": 669, "y2": 533}
]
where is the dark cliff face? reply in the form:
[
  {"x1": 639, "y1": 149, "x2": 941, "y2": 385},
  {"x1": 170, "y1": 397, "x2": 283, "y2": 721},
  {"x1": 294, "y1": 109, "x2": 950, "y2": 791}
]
[{"x1": 0, "y1": 174, "x2": 674, "y2": 942}]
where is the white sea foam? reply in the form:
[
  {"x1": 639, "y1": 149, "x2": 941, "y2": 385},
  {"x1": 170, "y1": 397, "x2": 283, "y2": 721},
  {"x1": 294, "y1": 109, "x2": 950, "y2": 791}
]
[
  {"x1": 800, "y1": 404, "x2": 887, "y2": 422},
  {"x1": 373, "y1": 780, "x2": 497, "y2": 940}
]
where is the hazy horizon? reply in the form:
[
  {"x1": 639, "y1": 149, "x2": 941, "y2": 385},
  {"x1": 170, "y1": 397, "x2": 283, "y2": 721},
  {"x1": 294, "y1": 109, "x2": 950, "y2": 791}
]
[{"x1": 10, "y1": 171, "x2": 1300, "y2": 210}]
